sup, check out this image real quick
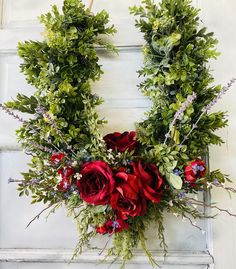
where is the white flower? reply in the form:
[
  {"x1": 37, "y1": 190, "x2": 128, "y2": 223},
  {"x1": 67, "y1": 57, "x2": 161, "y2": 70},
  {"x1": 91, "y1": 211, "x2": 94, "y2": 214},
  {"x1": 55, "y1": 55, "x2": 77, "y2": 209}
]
[
  {"x1": 74, "y1": 173, "x2": 82, "y2": 180},
  {"x1": 57, "y1": 174, "x2": 63, "y2": 182},
  {"x1": 108, "y1": 153, "x2": 114, "y2": 160},
  {"x1": 43, "y1": 160, "x2": 50, "y2": 166},
  {"x1": 207, "y1": 182, "x2": 212, "y2": 189},
  {"x1": 72, "y1": 161, "x2": 78, "y2": 167}
]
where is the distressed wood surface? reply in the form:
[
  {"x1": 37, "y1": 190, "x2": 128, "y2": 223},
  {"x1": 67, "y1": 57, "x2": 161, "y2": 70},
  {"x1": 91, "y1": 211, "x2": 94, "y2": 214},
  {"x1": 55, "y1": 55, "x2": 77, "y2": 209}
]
[{"x1": 0, "y1": 0, "x2": 236, "y2": 269}]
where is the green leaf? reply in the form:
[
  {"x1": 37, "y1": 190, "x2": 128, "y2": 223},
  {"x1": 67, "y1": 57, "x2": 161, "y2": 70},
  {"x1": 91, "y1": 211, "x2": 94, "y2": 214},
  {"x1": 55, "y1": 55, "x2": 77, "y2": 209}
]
[{"x1": 166, "y1": 173, "x2": 183, "y2": 189}]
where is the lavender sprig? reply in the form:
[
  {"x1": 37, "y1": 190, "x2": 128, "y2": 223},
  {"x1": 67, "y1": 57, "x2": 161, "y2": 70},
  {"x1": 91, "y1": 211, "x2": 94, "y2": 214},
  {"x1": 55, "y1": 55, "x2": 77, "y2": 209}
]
[
  {"x1": 27, "y1": 140, "x2": 56, "y2": 154},
  {"x1": 204, "y1": 78, "x2": 236, "y2": 112},
  {"x1": 0, "y1": 104, "x2": 65, "y2": 156},
  {"x1": 8, "y1": 177, "x2": 23, "y2": 184},
  {"x1": 0, "y1": 103, "x2": 26, "y2": 123},
  {"x1": 164, "y1": 92, "x2": 197, "y2": 144},
  {"x1": 36, "y1": 105, "x2": 78, "y2": 158},
  {"x1": 181, "y1": 78, "x2": 236, "y2": 145}
]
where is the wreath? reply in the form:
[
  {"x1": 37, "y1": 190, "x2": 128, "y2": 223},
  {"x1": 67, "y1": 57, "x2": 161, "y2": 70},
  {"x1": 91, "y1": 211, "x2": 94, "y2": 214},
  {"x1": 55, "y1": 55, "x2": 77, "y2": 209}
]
[{"x1": 1, "y1": 0, "x2": 236, "y2": 267}]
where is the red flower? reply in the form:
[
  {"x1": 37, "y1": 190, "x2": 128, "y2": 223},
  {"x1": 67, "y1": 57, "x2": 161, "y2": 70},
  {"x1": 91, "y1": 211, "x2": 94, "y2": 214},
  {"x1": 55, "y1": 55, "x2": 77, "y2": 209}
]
[
  {"x1": 96, "y1": 219, "x2": 129, "y2": 235},
  {"x1": 111, "y1": 172, "x2": 146, "y2": 219},
  {"x1": 132, "y1": 161, "x2": 164, "y2": 203},
  {"x1": 58, "y1": 177, "x2": 71, "y2": 191},
  {"x1": 58, "y1": 166, "x2": 75, "y2": 179},
  {"x1": 103, "y1": 131, "x2": 137, "y2": 153},
  {"x1": 76, "y1": 161, "x2": 115, "y2": 205},
  {"x1": 184, "y1": 159, "x2": 206, "y2": 183},
  {"x1": 50, "y1": 153, "x2": 65, "y2": 164},
  {"x1": 57, "y1": 166, "x2": 75, "y2": 191}
]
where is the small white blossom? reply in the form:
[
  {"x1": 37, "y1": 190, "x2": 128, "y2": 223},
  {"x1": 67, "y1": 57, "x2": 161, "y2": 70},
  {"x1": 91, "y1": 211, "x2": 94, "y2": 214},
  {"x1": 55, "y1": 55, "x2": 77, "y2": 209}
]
[
  {"x1": 74, "y1": 173, "x2": 82, "y2": 180},
  {"x1": 207, "y1": 182, "x2": 212, "y2": 189},
  {"x1": 108, "y1": 153, "x2": 114, "y2": 160},
  {"x1": 169, "y1": 200, "x2": 173, "y2": 207},
  {"x1": 72, "y1": 161, "x2": 78, "y2": 167},
  {"x1": 173, "y1": 213, "x2": 179, "y2": 218},
  {"x1": 43, "y1": 160, "x2": 50, "y2": 166},
  {"x1": 57, "y1": 174, "x2": 63, "y2": 182}
]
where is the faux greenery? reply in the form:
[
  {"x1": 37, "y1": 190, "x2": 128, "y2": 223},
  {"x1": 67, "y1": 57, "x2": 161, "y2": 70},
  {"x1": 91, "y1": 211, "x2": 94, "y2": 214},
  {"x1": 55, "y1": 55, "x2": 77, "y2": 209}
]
[{"x1": 1, "y1": 0, "x2": 235, "y2": 268}]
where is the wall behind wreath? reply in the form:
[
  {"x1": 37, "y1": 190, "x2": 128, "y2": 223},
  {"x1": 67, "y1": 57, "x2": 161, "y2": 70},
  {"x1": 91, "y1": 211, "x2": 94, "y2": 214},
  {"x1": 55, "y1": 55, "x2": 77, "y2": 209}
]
[{"x1": 0, "y1": 0, "x2": 236, "y2": 269}]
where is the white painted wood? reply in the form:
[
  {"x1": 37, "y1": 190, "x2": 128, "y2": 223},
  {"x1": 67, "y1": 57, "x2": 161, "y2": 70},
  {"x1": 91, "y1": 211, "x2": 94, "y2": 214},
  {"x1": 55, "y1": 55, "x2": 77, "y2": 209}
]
[
  {"x1": 0, "y1": 0, "x2": 199, "y2": 49},
  {"x1": 0, "y1": 262, "x2": 208, "y2": 269},
  {"x1": 199, "y1": 1, "x2": 236, "y2": 269},
  {"x1": 0, "y1": 249, "x2": 213, "y2": 265}
]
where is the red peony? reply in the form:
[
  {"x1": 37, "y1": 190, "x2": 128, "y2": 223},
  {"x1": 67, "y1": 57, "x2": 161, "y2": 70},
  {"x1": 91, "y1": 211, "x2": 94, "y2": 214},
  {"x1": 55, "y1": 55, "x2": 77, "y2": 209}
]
[
  {"x1": 76, "y1": 161, "x2": 115, "y2": 205},
  {"x1": 96, "y1": 219, "x2": 129, "y2": 235},
  {"x1": 132, "y1": 161, "x2": 164, "y2": 203},
  {"x1": 50, "y1": 153, "x2": 65, "y2": 164},
  {"x1": 184, "y1": 159, "x2": 206, "y2": 183},
  {"x1": 103, "y1": 131, "x2": 137, "y2": 153},
  {"x1": 111, "y1": 172, "x2": 146, "y2": 219}
]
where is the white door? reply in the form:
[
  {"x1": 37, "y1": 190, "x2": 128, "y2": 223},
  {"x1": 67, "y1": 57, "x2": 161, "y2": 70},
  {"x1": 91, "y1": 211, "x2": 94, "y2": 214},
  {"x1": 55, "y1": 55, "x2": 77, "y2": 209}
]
[{"x1": 0, "y1": 1, "x2": 236, "y2": 269}]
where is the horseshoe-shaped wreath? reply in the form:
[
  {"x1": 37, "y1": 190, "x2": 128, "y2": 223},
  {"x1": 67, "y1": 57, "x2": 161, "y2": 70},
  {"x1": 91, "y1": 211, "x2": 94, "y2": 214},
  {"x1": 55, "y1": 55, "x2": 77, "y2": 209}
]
[{"x1": 1, "y1": 0, "x2": 236, "y2": 267}]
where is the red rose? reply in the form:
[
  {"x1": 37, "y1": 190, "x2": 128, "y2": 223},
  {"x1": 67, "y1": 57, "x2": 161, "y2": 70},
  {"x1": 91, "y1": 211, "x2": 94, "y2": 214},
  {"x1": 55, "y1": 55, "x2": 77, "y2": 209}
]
[
  {"x1": 58, "y1": 166, "x2": 75, "y2": 178},
  {"x1": 103, "y1": 131, "x2": 137, "y2": 153},
  {"x1": 50, "y1": 153, "x2": 65, "y2": 164},
  {"x1": 111, "y1": 172, "x2": 146, "y2": 219},
  {"x1": 184, "y1": 159, "x2": 206, "y2": 183},
  {"x1": 76, "y1": 161, "x2": 115, "y2": 205},
  {"x1": 132, "y1": 161, "x2": 164, "y2": 203},
  {"x1": 96, "y1": 219, "x2": 128, "y2": 235}
]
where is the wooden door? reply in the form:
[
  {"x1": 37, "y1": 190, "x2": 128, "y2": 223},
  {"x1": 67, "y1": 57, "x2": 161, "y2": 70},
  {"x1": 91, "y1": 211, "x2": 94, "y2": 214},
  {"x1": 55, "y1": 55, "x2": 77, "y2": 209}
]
[{"x1": 0, "y1": 1, "x2": 235, "y2": 268}]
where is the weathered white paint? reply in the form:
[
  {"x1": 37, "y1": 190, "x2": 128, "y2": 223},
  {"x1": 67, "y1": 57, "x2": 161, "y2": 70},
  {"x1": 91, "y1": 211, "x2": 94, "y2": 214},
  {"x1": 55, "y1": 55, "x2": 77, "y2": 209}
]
[
  {"x1": 199, "y1": 1, "x2": 236, "y2": 269},
  {"x1": 0, "y1": 0, "x2": 236, "y2": 269},
  {"x1": 0, "y1": 249, "x2": 212, "y2": 265}
]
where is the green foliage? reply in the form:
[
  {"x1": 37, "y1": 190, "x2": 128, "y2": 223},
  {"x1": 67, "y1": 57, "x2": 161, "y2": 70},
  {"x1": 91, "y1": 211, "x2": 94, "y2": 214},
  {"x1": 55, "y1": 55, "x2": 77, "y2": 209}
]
[
  {"x1": 6, "y1": 0, "x2": 116, "y2": 158},
  {"x1": 6, "y1": 0, "x2": 116, "y2": 204},
  {"x1": 130, "y1": 0, "x2": 227, "y2": 158}
]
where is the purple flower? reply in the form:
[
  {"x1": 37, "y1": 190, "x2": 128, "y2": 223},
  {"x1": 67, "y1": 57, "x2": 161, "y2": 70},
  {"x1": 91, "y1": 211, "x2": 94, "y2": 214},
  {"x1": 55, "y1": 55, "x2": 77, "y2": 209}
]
[
  {"x1": 112, "y1": 221, "x2": 120, "y2": 229},
  {"x1": 173, "y1": 169, "x2": 181, "y2": 176},
  {"x1": 178, "y1": 192, "x2": 186, "y2": 199},
  {"x1": 213, "y1": 178, "x2": 220, "y2": 185}
]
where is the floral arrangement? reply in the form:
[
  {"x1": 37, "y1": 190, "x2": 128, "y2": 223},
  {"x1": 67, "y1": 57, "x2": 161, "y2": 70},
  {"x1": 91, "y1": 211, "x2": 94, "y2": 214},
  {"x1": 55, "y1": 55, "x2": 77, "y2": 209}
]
[{"x1": 1, "y1": 0, "x2": 236, "y2": 267}]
